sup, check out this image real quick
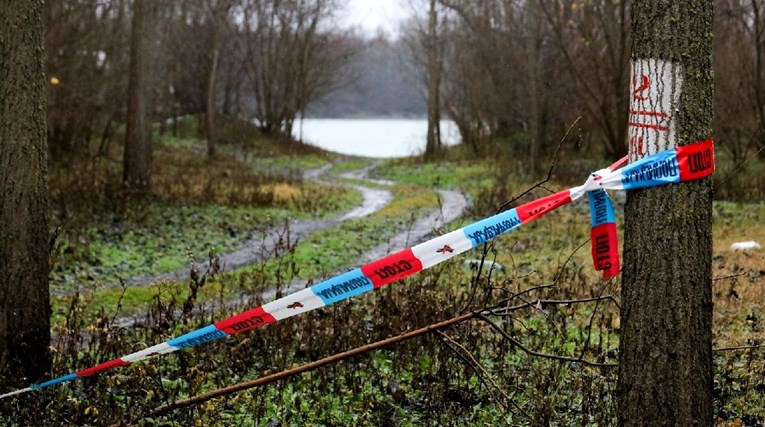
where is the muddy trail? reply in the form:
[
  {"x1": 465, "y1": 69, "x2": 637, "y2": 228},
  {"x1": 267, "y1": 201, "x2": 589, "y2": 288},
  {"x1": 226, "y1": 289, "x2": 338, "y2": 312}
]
[
  {"x1": 68, "y1": 162, "x2": 469, "y2": 333},
  {"x1": 118, "y1": 163, "x2": 467, "y2": 290}
]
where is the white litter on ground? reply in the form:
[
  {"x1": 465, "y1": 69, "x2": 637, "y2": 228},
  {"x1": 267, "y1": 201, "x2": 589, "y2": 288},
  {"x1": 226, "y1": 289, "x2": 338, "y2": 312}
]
[{"x1": 730, "y1": 241, "x2": 761, "y2": 251}]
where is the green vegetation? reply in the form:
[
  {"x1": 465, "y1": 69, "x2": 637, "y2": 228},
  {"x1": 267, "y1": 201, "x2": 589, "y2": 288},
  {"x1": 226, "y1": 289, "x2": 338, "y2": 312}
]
[{"x1": 4, "y1": 127, "x2": 764, "y2": 426}]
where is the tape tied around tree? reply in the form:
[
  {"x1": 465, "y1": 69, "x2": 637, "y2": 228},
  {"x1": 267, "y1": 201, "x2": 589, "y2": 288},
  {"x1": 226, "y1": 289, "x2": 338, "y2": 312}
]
[{"x1": 0, "y1": 139, "x2": 715, "y2": 400}]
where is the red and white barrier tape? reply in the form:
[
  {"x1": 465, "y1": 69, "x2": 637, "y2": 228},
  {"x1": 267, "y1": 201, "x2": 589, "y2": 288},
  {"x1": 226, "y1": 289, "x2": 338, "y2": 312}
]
[{"x1": 0, "y1": 139, "x2": 714, "y2": 399}]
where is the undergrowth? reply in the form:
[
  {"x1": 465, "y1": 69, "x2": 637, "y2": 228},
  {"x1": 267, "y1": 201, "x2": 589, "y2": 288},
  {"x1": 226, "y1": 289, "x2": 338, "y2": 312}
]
[{"x1": 2, "y1": 128, "x2": 763, "y2": 426}]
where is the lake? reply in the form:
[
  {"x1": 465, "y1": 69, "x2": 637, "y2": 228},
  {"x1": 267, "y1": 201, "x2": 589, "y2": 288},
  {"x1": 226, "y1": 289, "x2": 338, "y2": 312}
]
[{"x1": 294, "y1": 118, "x2": 461, "y2": 158}]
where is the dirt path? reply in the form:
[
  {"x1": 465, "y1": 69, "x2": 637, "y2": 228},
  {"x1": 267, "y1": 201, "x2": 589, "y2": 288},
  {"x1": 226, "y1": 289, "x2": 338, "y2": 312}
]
[
  {"x1": 75, "y1": 161, "x2": 470, "y2": 333},
  {"x1": 258, "y1": 187, "x2": 469, "y2": 301},
  {"x1": 124, "y1": 161, "x2": 469, "y2": 294}
]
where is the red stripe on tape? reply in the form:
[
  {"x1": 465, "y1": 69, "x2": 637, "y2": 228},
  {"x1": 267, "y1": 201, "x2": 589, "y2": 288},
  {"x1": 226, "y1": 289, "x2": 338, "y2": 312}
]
[
  {"x1": 517, "y1": 190, "x2": 573, "y2": 222},
  {"x1": 76, "y1": 358, "x2": 131, "y2": 377},
  {"x1": 215, "y1": 307, "x2": 276, "y2": 335},
  {"x1": 361, "y1": 248, "x2": 423, "y2": 288},
  {"x1": 591, "y1": 223, "x2": 620, "y2": 279},
  {"x1": 677, "y1": 139, "x2": 714, "y2": 182}
]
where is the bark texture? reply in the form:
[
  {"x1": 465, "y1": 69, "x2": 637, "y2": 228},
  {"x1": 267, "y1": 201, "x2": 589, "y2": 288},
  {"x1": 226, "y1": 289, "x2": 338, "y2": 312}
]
[
  {"x1": 0, "y1": 0, "x2": 51, "y2": 387},
  {"x1": 618, "y1": 1, "x2": 714, "y2": 425}
]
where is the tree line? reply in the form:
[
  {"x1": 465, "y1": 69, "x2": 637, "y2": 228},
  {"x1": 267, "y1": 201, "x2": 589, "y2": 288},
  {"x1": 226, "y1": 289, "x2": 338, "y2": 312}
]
[
  {"x1": 45, "y1": 0, "x2": 764, "y2": 173},
  {"x1": 407, "y1": 0, "x2": 763, "y2": 166},
  {"x1": 47, "y1": 0, "x2": 359, "y2": 189}
]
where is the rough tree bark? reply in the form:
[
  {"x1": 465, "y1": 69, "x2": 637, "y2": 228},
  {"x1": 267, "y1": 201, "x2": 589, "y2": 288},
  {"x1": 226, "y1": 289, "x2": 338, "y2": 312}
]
[
  {"x1": 618, "y1": 1, "x2": 714, "y2": 425},
  {"x1": 0, "y1": 0, "x2": 51, "y2": 387}
]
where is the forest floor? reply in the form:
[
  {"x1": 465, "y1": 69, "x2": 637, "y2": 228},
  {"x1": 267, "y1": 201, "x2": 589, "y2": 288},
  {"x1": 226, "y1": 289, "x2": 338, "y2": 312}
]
[{"x1": 3, "y1": 120, "x2": 764, "y2": 426}]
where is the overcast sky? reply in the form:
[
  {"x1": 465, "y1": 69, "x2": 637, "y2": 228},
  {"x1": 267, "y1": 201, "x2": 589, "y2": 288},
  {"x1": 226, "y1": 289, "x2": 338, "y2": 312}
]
[{"x1": 343, "y1": 0, "x2": 410, "y2": 36}]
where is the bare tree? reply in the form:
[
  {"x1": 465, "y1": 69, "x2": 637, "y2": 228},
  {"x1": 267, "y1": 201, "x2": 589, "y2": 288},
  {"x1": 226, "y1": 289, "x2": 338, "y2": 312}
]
[
  {"x1": 424, "y1": 0, "x2": 443, "y2": 160},
  {"x1": 204, "y1": 0, "x2": 236, "y2": 158},
  {"x1": 525, "y1": 0, "x2": 542, "y2": 170},
  {"x1": 715, "y1": 0, "x2": 765, "y2": 165},
  {"x1": 439, "y1": 0, "x2": 528, "y2": 150},
  {"x1": 123, "y1": 0, "x2": 158, "y2": 190},
  {"x1": 541, "y1": 0, "x2": 631, "y2": 158},
  {"x1": 242, "y1": 0, "x2": 359, "y2": 136},
  {"x1": 46, "y1": 0, "x2": 131, "y2": 159},
  {"x1": 401, "y1": 0, "x2": 446, "y2": 160},
  {"x1": 618, "y1": 0, "x2": 714, "y2": 424},
  {"x1": 0, "y1": 0, "x2": 51, "y2": 387}
]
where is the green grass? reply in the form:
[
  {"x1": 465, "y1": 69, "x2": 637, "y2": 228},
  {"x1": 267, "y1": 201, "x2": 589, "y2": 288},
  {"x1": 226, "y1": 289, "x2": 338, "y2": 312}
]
[
  {"x1": 375, "y1": 159, "x2": 496, "y2": 192},
  {"x1": 52, "y1": 202, "x2": 293, "y2": 291},
  {"x1": 15, "y1": 134, "x2": 765, "y2": 426}
]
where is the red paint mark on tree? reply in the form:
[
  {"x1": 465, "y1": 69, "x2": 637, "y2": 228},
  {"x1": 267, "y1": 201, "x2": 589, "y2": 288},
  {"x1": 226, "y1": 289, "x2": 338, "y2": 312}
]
[{"x1": 632, "y1": 74, "x2": 650, "y2": 100}]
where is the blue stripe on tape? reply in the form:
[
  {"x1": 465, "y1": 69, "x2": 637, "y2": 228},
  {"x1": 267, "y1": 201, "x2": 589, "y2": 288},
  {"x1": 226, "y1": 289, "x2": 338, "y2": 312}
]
[
  {"x1": 463, "y1": 208, "x2": 521, "y2": 247},
  {"x1": 311, "y1": 268, "x2": 374, "y2": 305},
  {"x1": 31, "y1": 373, "x2": 79, "y2": 390},
  {"x1": 588, "y1": 190, "x2": 615, "y2": 227},
  {"x1": 620, "y1": 149, "x2": 681, "y2": 189},
  {"x1": 167, "y1": 325, "x2": 227, "y2": 350}
]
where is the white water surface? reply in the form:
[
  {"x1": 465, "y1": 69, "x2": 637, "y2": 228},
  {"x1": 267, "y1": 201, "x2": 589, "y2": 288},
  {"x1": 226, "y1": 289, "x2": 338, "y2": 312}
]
[{"x1": 295, "y1": 118, "x2": 461, "y2": 158}]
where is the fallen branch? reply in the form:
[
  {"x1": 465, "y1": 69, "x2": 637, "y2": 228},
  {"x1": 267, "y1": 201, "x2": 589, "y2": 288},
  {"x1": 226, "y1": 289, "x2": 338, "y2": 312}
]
[{"x1": 713, "y1": 343, "x2": 765, "y2": 352}]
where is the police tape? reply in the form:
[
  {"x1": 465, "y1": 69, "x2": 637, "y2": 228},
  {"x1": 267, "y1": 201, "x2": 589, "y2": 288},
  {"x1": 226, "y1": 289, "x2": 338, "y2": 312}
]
[{"x1": 0, "y1": 139, "x2": 714, "y2": 400}]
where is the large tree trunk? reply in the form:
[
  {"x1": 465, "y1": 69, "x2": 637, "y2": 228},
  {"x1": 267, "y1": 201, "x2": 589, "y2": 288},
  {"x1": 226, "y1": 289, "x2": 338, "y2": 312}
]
[
  {"x1": 123, "y1": 0, "x2": 153, "y2": 191},
  {"x1": 0, "y1": 0, "x2": 51, "y2": 387},
  {"x1": 617, "y1": 1, "x2": 714, "y2": 425}
]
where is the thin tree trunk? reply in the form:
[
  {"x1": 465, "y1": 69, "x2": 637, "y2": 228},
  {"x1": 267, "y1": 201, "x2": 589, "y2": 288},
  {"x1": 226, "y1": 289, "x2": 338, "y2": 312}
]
[
  {"x1": 0, "y1": 0, "x2": 51, "y2": 387},
  {"x1": 123, "y1": 0, "x2": 153, "y2": 191},
  {"x1": 618, "y1": 1, "x2": 714, "y2": 425},
  {"x1": 424, "y1": 0, "x2": 441, "y2": 161},
  {"x1": 206, "y1": 42, "x2": 220, "y2": 159},
  {"x1": 526, "y1": 0, "x2": 541, "y2": 171}
]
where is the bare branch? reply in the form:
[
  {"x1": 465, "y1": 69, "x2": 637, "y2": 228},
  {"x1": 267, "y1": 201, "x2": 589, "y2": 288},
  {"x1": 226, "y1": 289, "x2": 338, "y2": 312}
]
[
  {"x1": 436, "y1": 330, "x2": 530, "y2": 419},
  {"x1": 477, "y1": 312, "x2": 617, "y2": 369},
  {"x1": 713, "y1": 343, "x2": 765, "y2": 352}
]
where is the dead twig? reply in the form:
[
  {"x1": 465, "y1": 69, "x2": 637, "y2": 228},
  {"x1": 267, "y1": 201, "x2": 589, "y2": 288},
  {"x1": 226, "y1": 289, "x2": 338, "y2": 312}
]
[
  {"x1": 436, "y1": 330, "x2": 530, "y2": 419},
  {"x1": 486, "y1": 295, "x2": 620, "y2": 317},
  {"x1": 477, "y1": 312, "x2": 617, "y2": 368},
  {"x1": 713, "y1": 343, "x2": 765, "y2": 352},
  {"x1": 495, "y1": 116, "x2": 582, "y2": 213}
]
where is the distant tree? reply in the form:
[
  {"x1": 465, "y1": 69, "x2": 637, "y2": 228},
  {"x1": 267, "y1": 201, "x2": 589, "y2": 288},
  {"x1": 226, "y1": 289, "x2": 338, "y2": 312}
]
[
  {"x1": 525, "y1": 0, "x2": 541, "y2": 170},
  {"x1": 164, "y1": 0, "x2": 236, "y2": 157},
  {"x1": 540, "y1": 0, "x2": 631, "y2": 158},
  {"x1": 715, "y1": 0, "x2": 765, "y2": 165},
  {"x1": 204, "y1": 0, "x2": 236, "y2": 158},
  {"x1": 308, "y1": 34, "x2": 425, "y2": 118},
  {"x1": 402, "y1": 0, "x2": 446, "y2": 160},
  {"x1": 242, "y1": 0, "x2": 358, "y2": 136},
  {"x1": 438, "y1": 0, "x2": 526, "y2": 150},
  {"x1": 618, "y1": 0, "x2": 714, "y2": 424},
  {"x1": 45, "y1": 0, "x2": 131, "y2": 159},
  {"x1": 437, "y1": 0, "x2": 564, "y2": 159},
  {"x1": 123, "y1": 0, "x2": 158, "y2": 190},
  {"x1": 0, "y1": 0, "x2": 51, "y2": 387},
  {"x1": 423, "y1": 0, "x2": 444, "y2": 160}
]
